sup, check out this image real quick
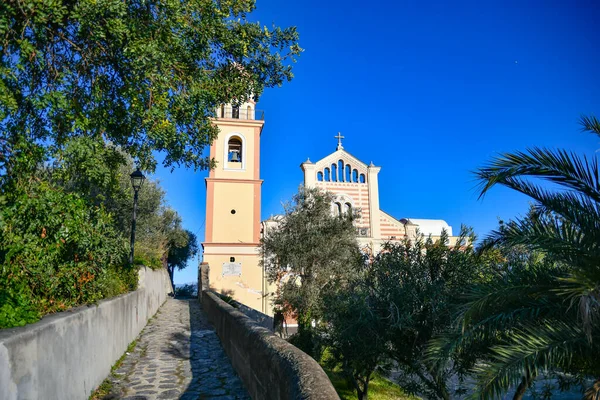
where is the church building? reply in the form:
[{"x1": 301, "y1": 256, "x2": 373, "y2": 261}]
[{"x1": 203, "y1": 102, "x2": 460, "y2": 316}]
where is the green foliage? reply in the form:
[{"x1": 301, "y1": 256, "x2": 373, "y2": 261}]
[
  {"x1": 0, "y1": 0, "x2": 301, "y2": 171},
  {"x1": 368, "y1": 229, "x2": 480, "y2": 400},
  {"x1": 52, "y1": 137, "x2": 128, "y2": 205},
  {"x1": 0, "y1": 178, "x2": 132, "y2": 328},
  {"x1": 434, "y1": 115, "x2": 600, "y2": 399},
  {"x1": 167, "y1": 230, "x2": 199, "y2": 284},
  {"x1": 174, "y1": 283, "x2": 197, "y2": 298},
  {"x1": 262, "y1": 186, "x2": 484, "y2": 400},
  {"x1": 0, "y1": 136, "x2": 197, "y2": 329},
  {"x1": 321, "y1": 267, "x2": 392, "y2": 400},
  {"x1": 261, "y1": 186, "x2": 362, "y2": 356}
]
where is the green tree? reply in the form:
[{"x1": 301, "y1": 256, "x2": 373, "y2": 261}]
[
  {"x1": 373, "y1": 229, "x2": 479, "y2": 400},
  {"x1": 50, "y1": 141, "x2": 178, "y2": 268},
  {"x1": 321, "y1": 258, "x2": 392, "y2": 400},
  {"x1": 436, "y1": 115, "x2": 600, "y2": 399},
  {"x1": 167, "y1": 230, "x2": 199, "y2": 287},
  {"x1": 260, "y1": 186, "x2": 362, "y2": 357},
  {"x1": 1, "y1": 0, "x2": 301, "y2": 172}
]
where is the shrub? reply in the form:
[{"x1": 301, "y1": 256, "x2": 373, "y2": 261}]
[
  {"x1": 174, "y1": 283, "x2": 197, "y2": 298},
  {"x1": 0, "y1": 178, "x2": 132, "y2": 328}
]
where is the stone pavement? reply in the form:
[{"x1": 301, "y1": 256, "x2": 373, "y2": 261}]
[{"x1": 101, "y1": 298, "x2": 249, "y2": 400}]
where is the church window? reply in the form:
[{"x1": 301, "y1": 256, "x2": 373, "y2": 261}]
[
  {"x1": 345, "y1": 165, "x2": 351, "y2": 182},
  {"x1": 331, "y1": 164, "x2": 337, "y2": 182},
  {"x1": 317, "y1": 171, "x2": 324, "y2": 181},
  {"x1": 232, "y1": 106, "x2": 240, "y2": 119},
  {"x1": 338, "y1": 160, "x2": 344, "y2": 181},
  {"x1": 324, "y1": 168, "x2": 330, "y2": 181},
  {"x1": 230, "y1": 257, "x2": 236, "y2": 262},
  {"x1": 246, "y1": 105, "x2": 252, "y2": 119},
  {"x1": 359, "y1": 174, "x2": 366, "y2": 183},
  {"x1": 228, "y1": 137, "x2": 242, "y2": 162},
  {"x1": 231, "y1": 209, "x2": 236, "y2": 214},
  {"x1": 335, "y1": 202, "x2": 342, "y2": 216},
  {"x1": 352, "y1": 169, "x2": 358, "y2": 182}
]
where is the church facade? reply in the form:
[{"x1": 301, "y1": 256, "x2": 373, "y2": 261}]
[
  {"x1": 299, "y1": 134, "x2": 461, "y2": 254},
  {"x1": 203, "y1": 103, "x2": 460, "y2": 316}
]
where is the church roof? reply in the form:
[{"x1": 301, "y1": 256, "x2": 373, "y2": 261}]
[
  {"x1": 400, "y1": 218, "x2": 453, "y2": 236},
  {"x1": 312, "y1": 148, "x2": 370, "y2": 173}
]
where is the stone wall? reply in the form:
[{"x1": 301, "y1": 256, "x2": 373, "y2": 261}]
[
  {"x1": 202, "y1": 290, "x2": 339, "y2": 400},
  {"x1": 230, "y1": 301, "x2": 274, "y2": 332},
  {"x1": 0, "y1": 266, "x2": 172, "y2": 400}
]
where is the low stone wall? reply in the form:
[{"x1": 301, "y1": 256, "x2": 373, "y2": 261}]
[
  {"x1": 231, "y1": 301, "x2": 274, "y2": 332},
  {"x1": 0, "y1": 266, "x2": 172, "y2": 400},
  {"x1": 202, "y1": 290, "x2": 339, "y2": 400}
]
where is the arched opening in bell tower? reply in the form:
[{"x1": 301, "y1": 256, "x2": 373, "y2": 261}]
[{"x1": 228, "y1": 137, "x2": 242, "y2": 162}]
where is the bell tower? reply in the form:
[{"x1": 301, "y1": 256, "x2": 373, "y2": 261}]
[{"x1": 203, "y1": 99, "x2": 265, "y2": 312}]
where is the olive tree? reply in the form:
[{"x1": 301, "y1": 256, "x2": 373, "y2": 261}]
[{"x1": 260, "y1": 186, "x2": 362, "y2": 357}]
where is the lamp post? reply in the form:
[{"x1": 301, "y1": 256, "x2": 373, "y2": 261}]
[{"x1": 129, "y1": 168, "x2": 146, "y2": 265}]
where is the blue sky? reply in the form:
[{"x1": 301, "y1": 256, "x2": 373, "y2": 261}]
[{"x1": 154, "y1": 0, "x2": 600, "y2": 284}]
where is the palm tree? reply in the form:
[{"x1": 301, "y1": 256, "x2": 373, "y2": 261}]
[{"x1": 432, "y1": 115, "x2": 600, "y2": 400}]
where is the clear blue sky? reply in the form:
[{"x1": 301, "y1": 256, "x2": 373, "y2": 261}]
[{"x1": 154, "y1": 0, "x2": 600, "y2": 285}]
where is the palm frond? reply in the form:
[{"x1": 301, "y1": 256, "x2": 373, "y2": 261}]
[
  {"x1": 486, "y1": 216, "x2": 600, "y2": 273},
  {"x1": 473, "y1": 320, "x2": 588, "y2": 400},
  {"x1": 475, "y1": 148, "x2": 600, "y2": 203},
  {"x1": 580, "y1": 115, "x2": 600, "y2": 138},
  {"x1": 495, "y1": 177, "x2": 600, "y2": 241}
]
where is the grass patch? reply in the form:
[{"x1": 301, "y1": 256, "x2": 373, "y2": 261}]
[
  {"x1": 325, "y1": 370, "x2": 419, "y2": 400},
  {"x1": 323, "y1": 367, "x2": 418, "y2": 400},
  {"x1": 318, "y1": 348, "x2": 418, "y2": 400}
]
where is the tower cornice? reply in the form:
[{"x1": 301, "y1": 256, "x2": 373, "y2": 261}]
[{"x1": 211, "y1": 117, "x2": 265, "y2": 133}]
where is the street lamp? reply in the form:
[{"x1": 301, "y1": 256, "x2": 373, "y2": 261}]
[{"x1": 129, "y1": 168, "x2": 146, "y2": 265}]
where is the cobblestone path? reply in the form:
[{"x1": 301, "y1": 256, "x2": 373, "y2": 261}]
[{"x1": 102, "y1": 298, "x2": 249, "y2": 400}]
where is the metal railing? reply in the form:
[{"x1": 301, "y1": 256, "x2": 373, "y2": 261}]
[{"x1": 216, "y1": 106, "x2": 265, "y2": 121}]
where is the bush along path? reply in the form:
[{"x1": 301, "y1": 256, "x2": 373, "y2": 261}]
[{"x1": 93, "y1": 298, "x2": 249, "y2": 400}]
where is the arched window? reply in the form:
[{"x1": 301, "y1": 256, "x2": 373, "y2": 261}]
[
  {"x1": 317, "y1": 171, "x2": 324, "y2": 181},
  {"x1": 335, "y1": 202, "x2": 342, "y2": 216},
  {"x1": 331, "y1": 164, "x2": 337, "y2": 182},
  {"x1": 345, "y1": 165, "x2": 351, "y2": 182},
  {"x1": 220, "y1": 104, "x2": 225, "y2": 118},
  {"x1": 344, "y1": 202, "x2": 352, "y2": 215},
  {"x1": 338, "y1": 160, "x2": 344, "y2": 181},
  {"x1": 246, "y1": 105, "x2": 252, "y2": 120},
  {"x1": 232, "y1": 106, "x2": 239, "y2": 119},
  {"x1": 359, "y1": 174, "x2": 366, "y2": 183},
  {"x1": 324, "y1": 168, "x2": 330, "y2": 181},
  {"x1": 352, "y1": 169, "x2": 359, "y2": 182},
  {"x1": 228, "y1": 137, "x2": 242, "y2": 162}
]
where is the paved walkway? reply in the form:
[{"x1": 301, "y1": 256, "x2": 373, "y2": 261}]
[{"x1": 102, "y1": 298, "x2": 249, "y2": 400}]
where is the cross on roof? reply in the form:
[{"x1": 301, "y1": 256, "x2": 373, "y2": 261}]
[{"x1": 335, "y1": 132, "x2": 345, "y2": 150}]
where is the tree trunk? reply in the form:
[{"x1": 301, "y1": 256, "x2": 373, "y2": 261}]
[
  {"x1": 167, "y1": 265, "x2": 175, "y2": 290},
  {"x1": 513, "y1": 371, "x2": 535, "y2": 400},
  {"x1": 362, "y1": 378, "x2": 369, "y2": 400},
  {"x1": 351, "y1": 372, "x2": 371, "y2": 400}
]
